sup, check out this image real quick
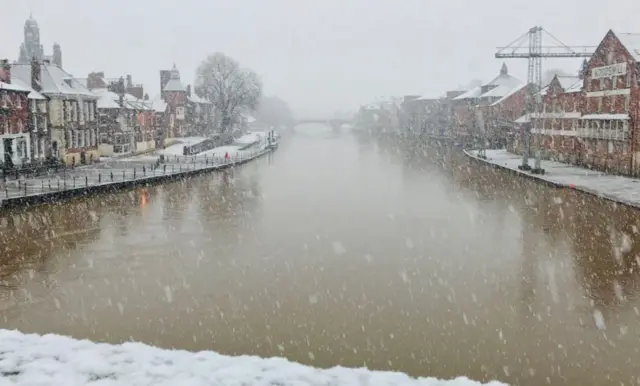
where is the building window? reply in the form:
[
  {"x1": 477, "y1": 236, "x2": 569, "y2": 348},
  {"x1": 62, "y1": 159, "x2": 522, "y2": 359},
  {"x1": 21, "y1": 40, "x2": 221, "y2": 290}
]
[
  {"x1": 15, "y1": 95, "x2": 21, "y2": 108},
  {"x1": 624, "y1": 95, "x2": 630, "y2": 111},
  {"x1": 608, "y1": 140, "x2": 614, "y2": 154},
  {"x1": 626, "y1": 72, "x2": 631, "y2": 88},
  {"x1": 612, "y1": 76, "x2": 617, "y2": 89},
  {"x1": 600, "y1": 78, "x2": 604, "y2": 90}
]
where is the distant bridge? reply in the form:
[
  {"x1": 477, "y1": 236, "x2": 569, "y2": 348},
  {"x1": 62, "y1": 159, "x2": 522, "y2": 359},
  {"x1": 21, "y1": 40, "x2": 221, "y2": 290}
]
[{"x1": 294, "y1": 118, "x2": 353, "y2": 131}]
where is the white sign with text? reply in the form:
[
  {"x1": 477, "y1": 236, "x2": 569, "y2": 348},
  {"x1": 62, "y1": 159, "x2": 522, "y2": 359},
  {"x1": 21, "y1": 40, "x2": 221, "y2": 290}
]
[{"x1": 592, "y1": 62, "x2": 627, "y2": 79}]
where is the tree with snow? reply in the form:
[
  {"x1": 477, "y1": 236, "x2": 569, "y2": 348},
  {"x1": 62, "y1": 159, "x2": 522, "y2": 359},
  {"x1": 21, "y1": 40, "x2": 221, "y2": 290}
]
[{"x1": 195, "y1": 53, "x2": 262, "y2": 134}]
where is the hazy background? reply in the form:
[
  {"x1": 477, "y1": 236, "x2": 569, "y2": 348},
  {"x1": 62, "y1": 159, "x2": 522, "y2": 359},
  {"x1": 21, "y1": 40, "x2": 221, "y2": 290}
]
[{"x1": 1, "y1": 0, "x2": 639, "y2": 117}]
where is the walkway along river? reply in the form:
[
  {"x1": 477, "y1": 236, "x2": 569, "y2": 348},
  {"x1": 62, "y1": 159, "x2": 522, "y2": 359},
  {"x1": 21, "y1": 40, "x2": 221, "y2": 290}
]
[
  {"x1": 2, "y1": 124, "x2": 640, "y2": 385},
  {"x1": 0, "y1": 146, "x2": 270, "y2": 209}
]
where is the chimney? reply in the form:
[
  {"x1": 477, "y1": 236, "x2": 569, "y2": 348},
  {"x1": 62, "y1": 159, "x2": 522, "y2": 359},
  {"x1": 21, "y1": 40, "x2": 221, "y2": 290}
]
[
  {"x1": 127, "y1": 85, "x2": 144, "y2": 99},
  {"x1": 31, "y1": 57, "x2": 42, "y2": 91},
  {"x1": 0, "y1": 59, "x2": 10, "y2": 83},
  {"x1": 87, "y1": 72, "x2": 104, "y2": 90},
  {"x1": 126, "y1": 74, "x2": 132, "y2": 88},
  {"x1": 186, "y1": 84, "x2": 191, "y2": 97},
  {"x1": 53, "y1": 43, "x2": 62, "y2": 69}
]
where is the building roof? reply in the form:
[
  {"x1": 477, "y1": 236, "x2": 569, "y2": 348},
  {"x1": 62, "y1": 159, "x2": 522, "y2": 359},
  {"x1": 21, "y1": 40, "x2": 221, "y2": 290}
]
[
  {"x1": 490, "y1": 83, "x2": 528, "y2": 106},
  {"x1": 613, "y1": 31, "x2": 640, "y2": 61},
  {"x1": 163, "y1": 65, "x2": 185, "y2": 92},
  {"x1": 152, "y1": 95, "x2": 167, "y2": 113},
  {"x1": 9, "y1": 78, "x2": 46, "y2": 100},
  {"x1": 188, "y1": 94, "x2": 210, "y2": 104},
  {"x1": 92, "y1": 89, "x2": 122, "y2": 109},
  {"x1": 452, "y1": 86, "x2": 483, "y2": 100},
  {"x1": 0, "y1": 81, "x2": 31, "y2": 93},
  {"x1": 12, "y1": 63, "x2": 97, "y2": 98},
  {"x1": 93, "y1": 88, "x2": 152, "y2": 110},
  {"x1": 557, "y1": 76, "x2": 582, "y2": 93}
]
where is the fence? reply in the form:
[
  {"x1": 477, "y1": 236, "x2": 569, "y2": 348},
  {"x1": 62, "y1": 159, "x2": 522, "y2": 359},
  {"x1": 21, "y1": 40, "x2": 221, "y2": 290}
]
[{"x1": 0, "y1": 149, "x2": 269, "y2": 203}]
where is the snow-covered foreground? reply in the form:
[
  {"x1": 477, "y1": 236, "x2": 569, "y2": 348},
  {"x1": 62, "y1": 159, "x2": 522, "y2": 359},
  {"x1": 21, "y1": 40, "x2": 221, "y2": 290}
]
[{"x1": 0, "y1": 330, "x2": 507, "y2": 386}]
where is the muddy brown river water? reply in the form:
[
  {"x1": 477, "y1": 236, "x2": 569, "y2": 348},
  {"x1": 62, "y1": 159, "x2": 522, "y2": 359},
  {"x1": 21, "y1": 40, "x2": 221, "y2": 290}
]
[{"x1": 2, "y1": 124, "x2": 640, "y2": 385}]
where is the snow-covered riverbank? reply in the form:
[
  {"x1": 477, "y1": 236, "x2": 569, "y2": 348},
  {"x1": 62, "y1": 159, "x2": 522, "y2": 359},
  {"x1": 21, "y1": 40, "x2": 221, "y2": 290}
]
[{"x1": 0, "y1": 330, "x2": 506, "y2": 386}]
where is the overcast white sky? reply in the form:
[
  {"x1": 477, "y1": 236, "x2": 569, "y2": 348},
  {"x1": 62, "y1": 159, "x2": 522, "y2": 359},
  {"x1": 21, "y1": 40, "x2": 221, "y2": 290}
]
[{"x1": 1, "y1": 0, "x2": 639, "y2": 117}]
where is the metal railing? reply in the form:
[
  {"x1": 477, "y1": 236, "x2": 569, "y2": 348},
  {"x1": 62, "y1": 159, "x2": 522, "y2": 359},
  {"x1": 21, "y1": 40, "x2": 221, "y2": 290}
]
[
  {"x1": 0, "y1": 149, "x2": 268, "y2": 201},
  {"x1": 577, "y1": 127, "x2": 629, "y2": 141}
]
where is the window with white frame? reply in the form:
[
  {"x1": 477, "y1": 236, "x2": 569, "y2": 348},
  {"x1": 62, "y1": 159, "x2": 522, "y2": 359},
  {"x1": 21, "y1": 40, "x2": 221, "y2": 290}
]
[{"x1": 624, "y1": 95, "x2": 630, "y2": 111}]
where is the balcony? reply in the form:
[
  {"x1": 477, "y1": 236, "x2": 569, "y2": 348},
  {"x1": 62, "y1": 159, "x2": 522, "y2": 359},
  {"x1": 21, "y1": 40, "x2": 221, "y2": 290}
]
[{"x1": 577, "y1": 126, "x2": 629, "y2": 141}]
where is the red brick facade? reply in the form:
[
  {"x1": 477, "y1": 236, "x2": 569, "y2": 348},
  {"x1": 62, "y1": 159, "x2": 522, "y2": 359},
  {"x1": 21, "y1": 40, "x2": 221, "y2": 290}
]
[
  {"x1": 578, "y1": 30, "x2": 639, "y2": 175},
  {"x1": 508, "y1": 30, "x2": 640, "y2": 176},
  {"x1": 0, "y1": 62, "x2": 29, "y2": 137}
]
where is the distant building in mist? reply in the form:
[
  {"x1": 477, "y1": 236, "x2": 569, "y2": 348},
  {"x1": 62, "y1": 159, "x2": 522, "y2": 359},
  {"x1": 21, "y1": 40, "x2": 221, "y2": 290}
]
[{"x1": 17, "y1": 14, "x2": 63, "y2": 69}]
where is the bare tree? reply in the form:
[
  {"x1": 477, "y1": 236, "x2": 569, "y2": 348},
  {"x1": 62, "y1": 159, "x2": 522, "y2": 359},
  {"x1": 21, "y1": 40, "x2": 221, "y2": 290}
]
[{"x1": 195, "y1": 53, "x2": 262, "y2": 134}]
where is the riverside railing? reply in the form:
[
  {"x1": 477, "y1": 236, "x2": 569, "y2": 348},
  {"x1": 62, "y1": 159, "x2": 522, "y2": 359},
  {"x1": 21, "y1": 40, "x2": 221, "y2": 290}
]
[{"x1": 0, "y1": 149, "x2": 267, "y2": 200}]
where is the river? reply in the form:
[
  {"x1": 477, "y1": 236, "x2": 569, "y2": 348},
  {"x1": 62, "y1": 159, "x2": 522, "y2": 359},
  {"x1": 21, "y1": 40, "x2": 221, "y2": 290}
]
[{"x1": 1, "y1": 124, "x2": 640, "y2": 385}]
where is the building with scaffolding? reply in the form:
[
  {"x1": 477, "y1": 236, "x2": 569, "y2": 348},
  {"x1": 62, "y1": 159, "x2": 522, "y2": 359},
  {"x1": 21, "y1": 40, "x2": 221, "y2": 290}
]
[{"x1": 507, "y1": 30, "x2": 640, "y2": 176}]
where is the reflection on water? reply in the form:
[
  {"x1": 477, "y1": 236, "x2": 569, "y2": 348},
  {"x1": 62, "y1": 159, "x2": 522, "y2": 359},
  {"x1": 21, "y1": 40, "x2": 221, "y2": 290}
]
[{"x1": 2, "y1": 125, "x2": 640, "y2": 385}]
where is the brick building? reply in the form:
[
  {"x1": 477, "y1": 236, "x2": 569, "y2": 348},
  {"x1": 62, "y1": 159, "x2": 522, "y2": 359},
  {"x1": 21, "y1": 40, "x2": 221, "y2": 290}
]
[
  {"x1": 508, "y1": 30, "x2": 640, "y2": 176},
  {"x1": 578, "y1": 30, "x2": 640, "y2": 175},
  {"x1": 510, "y1": 74, "x2": 583, "y2": 161},
  {"x1": 478, "y1": 82, "x2": 531, "y2": 148},
  {"x1": 12, "y1": 61, "x2": 99, "y2": 166},
  {"x1": 161, "y1": 65, "x2": 187, "y2": 138},
  {"x1": 11, "y1": 75, "x2": 49, "y2": 164},
  {"x1": 451, "y1": 63, "x2": 523, "y2": 144},
  {"x1": 0, "y1": 60, "x2": 30, "y2": 168}
]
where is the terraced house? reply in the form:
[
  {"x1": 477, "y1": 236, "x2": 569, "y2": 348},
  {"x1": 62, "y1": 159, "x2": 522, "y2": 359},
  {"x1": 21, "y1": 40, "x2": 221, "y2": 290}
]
[
  {"x1": 0, "y1": 60, "x2": 30, "y2": 168},
  {"x1": 13, "y1": 61, "x2": 99, "y2": 166}
]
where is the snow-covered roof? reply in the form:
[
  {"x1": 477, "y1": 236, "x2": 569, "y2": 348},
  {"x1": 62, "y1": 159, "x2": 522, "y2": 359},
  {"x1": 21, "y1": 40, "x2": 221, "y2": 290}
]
[
  {"x1": 453, "y1": 86, "x2": 483, "y2": 100},
  {"x1": 163, "y1": 65, "x2": 185, "y2": 92},
  {"x1": 490, "y1": 83, "x2": 528, "y2": 106},
  {"x1": 614, "y1": 31, "x2": 640, "y2": 61},
  {"x1": 188, "y1": 94, "x2": 210, "y2": 104},
  {"x1": 556, "y1": 76, "x2": 583, "y2": 94},
  {"x1": 12, "y1": 63, "x2": 97, "y2": 98},
  {"x1": 10, "y1": 78, "x2": 46, "y2": 100},
  {"x1": 152, "y1": 95, "x2": 167, "y2": 113},
  {"x1": 92, "y1": 89, "x2": 122, "y2": 109},
  {"x1": 415, "y1": 94, "x2": 441, "y2": 101},
  {"x1": 93, "y1": 89, "x2": 152, "y2": 110},
  {"x1": 0, "y1": 81, "x2": 30, "y2": 93}
]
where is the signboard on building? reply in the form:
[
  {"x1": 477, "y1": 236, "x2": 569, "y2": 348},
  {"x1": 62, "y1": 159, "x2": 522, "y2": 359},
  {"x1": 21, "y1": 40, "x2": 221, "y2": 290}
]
[
  {"x1": 592, "y1": 62, "x2": 627, "y2": 79},
  {"x1": 176, "y1": 106, "x2": 185, "y2": 120}
]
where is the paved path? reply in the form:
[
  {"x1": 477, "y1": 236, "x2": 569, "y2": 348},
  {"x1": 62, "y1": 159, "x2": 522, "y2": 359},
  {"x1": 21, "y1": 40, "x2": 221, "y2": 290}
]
[
  {"x1": 0, "y1": 147, "x2": 266, "y2": 204},
  {"x1": 465, "y1": 149, "x2": 640, "y2": 208}
]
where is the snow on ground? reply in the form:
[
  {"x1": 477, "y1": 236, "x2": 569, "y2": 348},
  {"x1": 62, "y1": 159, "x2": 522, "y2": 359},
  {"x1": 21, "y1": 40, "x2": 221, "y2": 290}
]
[
  {"x1": 158, "y1": 137, "x2": 208, "y2": 156},
  {"x1": 466, "y1": 149, "x2": 640, "y2": 208},
  {"x1": 0, "y1": 330, "x2": 507, "y2": 386},
  {"x1": 199, "y1": 145, "x2": 242, "y2": 157},
  {"x1": 235, "y1": 133, "x2": 261, "y2": 145}
]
